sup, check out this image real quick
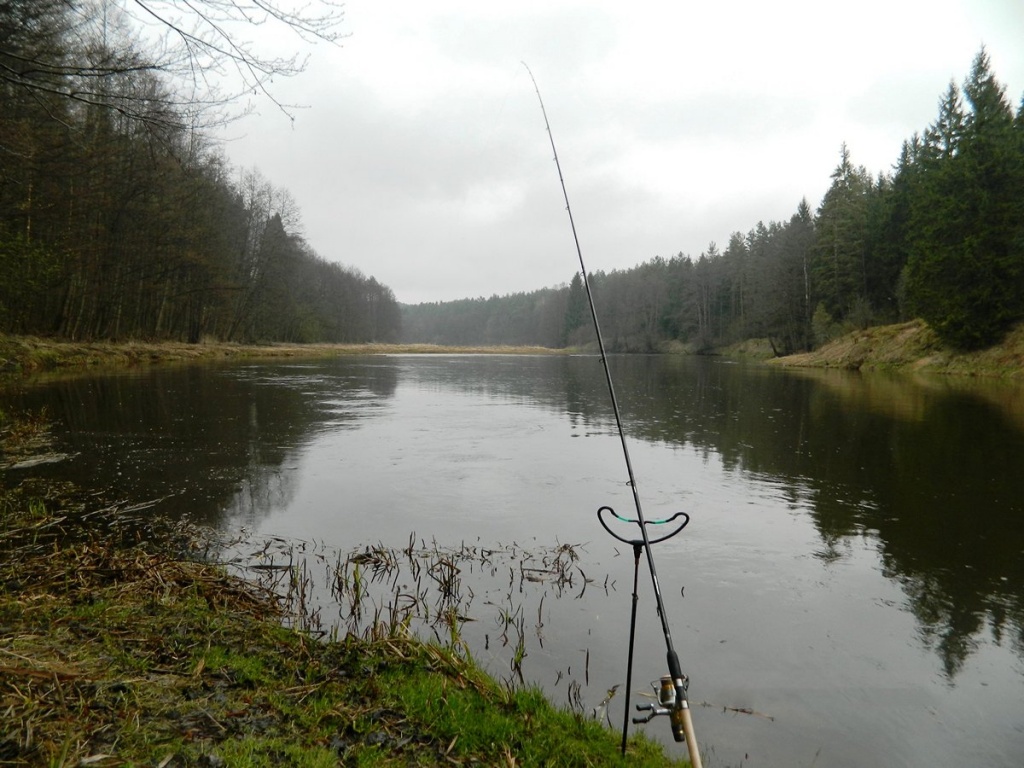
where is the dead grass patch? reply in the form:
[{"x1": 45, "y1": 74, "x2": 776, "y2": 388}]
[{"x1": 771, "y1": 320, "x2": 1024, "y2": 378}]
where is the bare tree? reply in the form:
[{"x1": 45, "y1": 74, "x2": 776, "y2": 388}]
[{"x1": 0, "y1": 0, "x2": 347, "y2": 130}]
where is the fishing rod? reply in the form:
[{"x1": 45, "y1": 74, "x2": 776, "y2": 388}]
[
  {"x1": 522, "y1": 62, "x2": 702, "y2": 767},
  {"x1": 598, "y1": 506, "x2": 690, "y2": 755}
]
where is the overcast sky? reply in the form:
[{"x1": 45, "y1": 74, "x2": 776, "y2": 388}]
[{"x1": 217, "y1": 0, "x2": 1024, "y2": 305}]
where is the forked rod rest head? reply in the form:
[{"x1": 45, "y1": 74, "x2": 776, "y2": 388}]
[{"x1": 596, "y1": 505, "x2": 690, "y2": 546}]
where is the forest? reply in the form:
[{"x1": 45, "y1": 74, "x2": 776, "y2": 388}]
[
  {"x1": 4, "y1": 3, "x2": 1021, "y2": 354},
  {"x1": 403, "y1": 50, "x2": 1024, "y2": 355},
  {"x1": 0, "y1": 0, "x2": 401, "y2": 344}
]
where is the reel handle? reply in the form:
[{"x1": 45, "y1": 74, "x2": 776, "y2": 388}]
[{"x1": 633, "y1": 674, "x2": 704, "y2": 768}]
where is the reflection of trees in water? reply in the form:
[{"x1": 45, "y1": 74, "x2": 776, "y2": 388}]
[
  {"x1": 887, "y1": 557, "x2": 1024, "y2": 679},
  {"x1": 221, "y1": 468, "x2": 294, "y2": 528},
  {"x1": 2, "y1": 360, "x2": 399, "y2": 530},
  {"x1": 632, "y1": 359, "x2": 1024, "y2": 679},
  {"x1": 8, "y1": 355, "x2": 1023, "y2": 678},
  {"x1": 437, "y1": 355, "x2": 1024, "y2": 679},
  {"x1": 890, "y1": 565, "x2": 977, "y2": 679}
]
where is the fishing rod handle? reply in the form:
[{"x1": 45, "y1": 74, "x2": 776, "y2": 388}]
[
  {"x1": 675, "y1": 703, "x2": 703, "y2": 768},
  {"x1": 631, "y1": 678, "x2": 703, "y2": 767},
  {"x1": 666, "y1": 651, "x2": 703, "y2": 768}
]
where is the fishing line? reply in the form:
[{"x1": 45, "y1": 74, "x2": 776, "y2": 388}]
[
  {"x1": 480, "y1": 66, "x2": 525, "y2": 153},
  {"x1": 522, "y1": 61, "x2": 702, "y2": 766}
]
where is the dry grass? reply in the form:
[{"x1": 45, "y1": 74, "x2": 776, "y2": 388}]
[
  {"x1": 0, "y1": 335, "x2": 565, "y2": 377},
  {"x1": 0, "y1": 500, "x2": 684, "y2": 768},
  {"x1": 0, "y1": 506, "x2": 283, "y2": 766},
  {"x1": 771, "y1": 320, "x2": 1024, "y2": 378}
]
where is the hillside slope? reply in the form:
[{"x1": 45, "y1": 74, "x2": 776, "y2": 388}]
[{"x1": 771, "y1": 320, "x2": 1024, "y2": 378}]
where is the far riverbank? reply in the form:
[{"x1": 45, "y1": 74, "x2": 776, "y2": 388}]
[
  {"x1": 0, "y1": 335, "x2": 563, "y2": 377},
  {"x1": 4, "y1": 319, "x2": 1024, "y2": 382},
  {"x1": 766, "y1": 319, "x2": 1024, "y2": 378}
]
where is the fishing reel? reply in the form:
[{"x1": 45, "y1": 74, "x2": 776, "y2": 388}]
[
  {"x1": 595, "y1": 505, "x2": 702, "y2": 765},
  {"x1": 527, "y1": 62, "x2": 703, "y2": 767},
  {"x1": 634, "y1": 674, "x2": 692, "y2": 743}
]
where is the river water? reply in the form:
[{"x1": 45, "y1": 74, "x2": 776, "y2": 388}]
[{"x1": 3, "y1": 354, "x2": 1023, "y2": 767}]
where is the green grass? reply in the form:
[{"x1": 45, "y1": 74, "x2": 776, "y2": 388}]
[{"x1": 0, "y1": 495, "x2": 686, "y2": 767}]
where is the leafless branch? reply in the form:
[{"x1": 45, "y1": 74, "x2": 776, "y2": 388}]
[{"x1": 0, "y1": 0, "x2": 348, "y2": 130}]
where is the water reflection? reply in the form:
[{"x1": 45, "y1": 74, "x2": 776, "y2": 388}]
[
  {"x1": 1, "y1": 360, "x2": 398, "y2": 527},
  {"x1": 372, "y1": 355, "x2": 1024, "y2": 679},
  {"x1": 593, "y1": 358, "x2": 1024, "y2": 681},
  {"x1": 3, "y1": 354, "x2": 1024, "y2": 688}
]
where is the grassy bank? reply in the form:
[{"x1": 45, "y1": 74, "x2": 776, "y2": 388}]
[
  {"x1": 5, "y1": 320, "x2": 1024, "y2": 380},
  {"x1": 0, "y1": 496, "x2": 684, "y2": 767},
  {"x1": 768, "y1": 320, "x2": 1024, "y2": 378},
  {"x1": 0, "y1": 335, "x2": 563, "y2": 377}
]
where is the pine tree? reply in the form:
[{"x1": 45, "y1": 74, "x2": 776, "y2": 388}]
[
  {"x1": 904, "y1": 48, "x2": 1024, "y2": 349},
  {"x1": 811, "y1": 144, "x2": 872, "y2": 322},
  {"x1": 562, "y1": 272, "x2": 589, "y2": 346},
  {"x1": 922, "y1": 81, "x2": 965, "y2": 161}
]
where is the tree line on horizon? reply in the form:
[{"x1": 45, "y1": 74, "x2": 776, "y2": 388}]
[
  {"x1": 403, "y1": 50, "x2": 1024, "y2": 354},
  {"x1": 0, "y1": 0, "x2": 400, "y2": 344}
]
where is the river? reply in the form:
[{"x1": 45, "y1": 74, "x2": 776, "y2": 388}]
[{"x1": 3, "y1": 354, "x2": 1023, "y2": 767}]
